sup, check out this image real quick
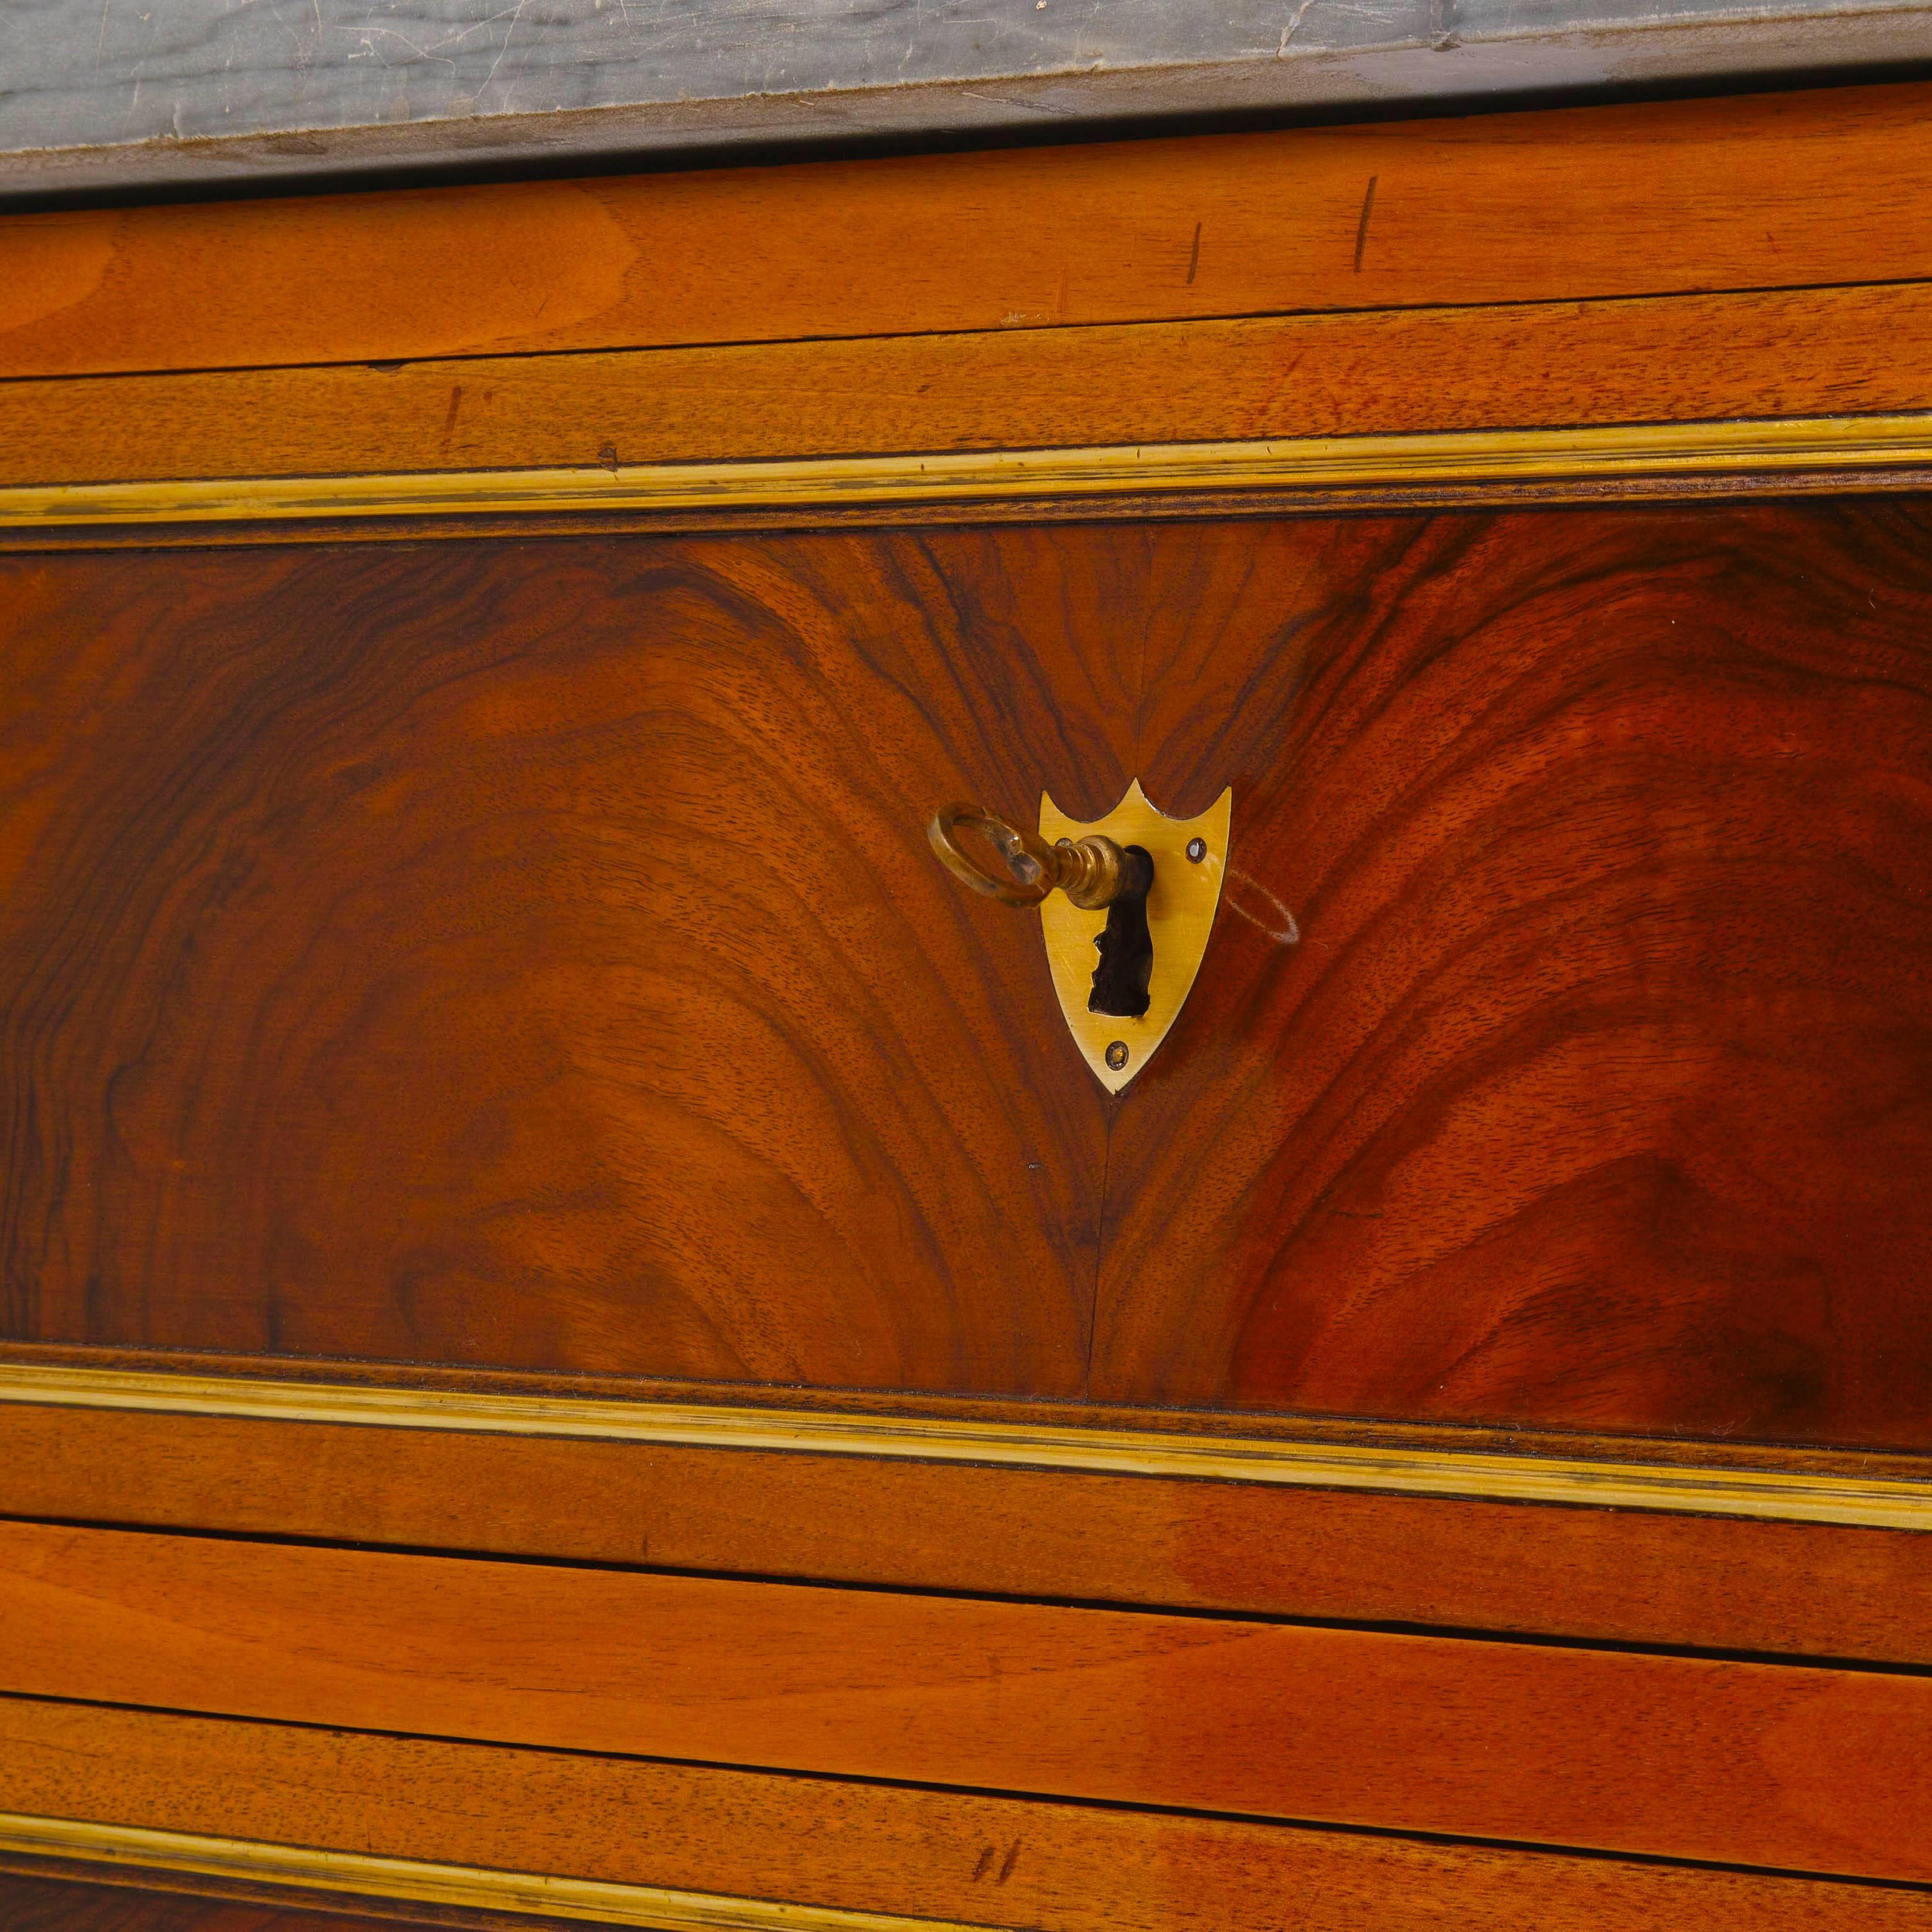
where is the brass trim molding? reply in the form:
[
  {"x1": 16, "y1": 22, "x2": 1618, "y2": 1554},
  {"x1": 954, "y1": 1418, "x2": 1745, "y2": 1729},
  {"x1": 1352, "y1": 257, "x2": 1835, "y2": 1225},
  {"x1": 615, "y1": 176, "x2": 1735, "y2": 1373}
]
[
  {"x1": 0, "y1": 1811, "x2": 986, "y2": 1931},
  {"x1": 3, "y1": 1362, "x2": 1927, "y2": 1529},
  {"x1": 5, "y1": 413, "x2": 1932, "y2": 528}
]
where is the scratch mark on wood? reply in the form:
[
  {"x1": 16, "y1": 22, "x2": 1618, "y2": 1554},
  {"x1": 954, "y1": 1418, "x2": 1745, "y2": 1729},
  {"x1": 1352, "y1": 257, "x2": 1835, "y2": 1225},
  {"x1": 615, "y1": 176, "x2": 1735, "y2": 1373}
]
[
  {"x1": 440, "y1": 384, "x2": 463, "y2": 453},
  {"x1": 1353, "y1": 175, "x2": 1378, "y2": 274},
  {"x1": 1225, "y1": 868, "x2": 1300, "y2": 945},
  {"x1": 971, "y1": 1847, "x2": 995, "y2": 1882},
  {"x1": 998, "y1": 1841, "x2": 1022, "y2": 1883},
  {"x1": 1186, "y1": 220, "x2": 1202, "y2": 285}
]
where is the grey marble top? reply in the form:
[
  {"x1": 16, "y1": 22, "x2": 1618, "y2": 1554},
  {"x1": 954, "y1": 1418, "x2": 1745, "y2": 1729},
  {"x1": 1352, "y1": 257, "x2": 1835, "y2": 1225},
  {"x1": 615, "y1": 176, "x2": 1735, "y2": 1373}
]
[{"x1": 4, "y1": 0, "x2": 1930, "y2": 197}]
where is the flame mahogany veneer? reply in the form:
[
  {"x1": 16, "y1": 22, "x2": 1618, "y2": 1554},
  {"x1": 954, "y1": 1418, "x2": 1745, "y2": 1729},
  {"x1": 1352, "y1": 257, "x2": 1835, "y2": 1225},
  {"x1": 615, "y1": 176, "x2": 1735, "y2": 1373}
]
[{"x1": 6, "y1": 506, "x2": 1931, "y2": 1445}]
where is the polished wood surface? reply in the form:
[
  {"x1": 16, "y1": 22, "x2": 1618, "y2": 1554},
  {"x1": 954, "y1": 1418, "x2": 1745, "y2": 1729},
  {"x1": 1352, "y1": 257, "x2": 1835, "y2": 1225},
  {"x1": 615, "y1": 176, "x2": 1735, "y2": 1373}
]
[
  {"x1": 9, "y1": 280, "x2": 1932, "y2": 491},
  {"x1": 32, "y1": 1335, "x2": 1932, "y2": 1470},
  {"x1": 0, "y1": 532, "x2": 1124, "y2": 1392},
  {"x1": 7, "y1": 507, "x2": 1932, "y2": 1444},
  {"x1": 1093, "y1": 498, "x2": 1932, "y2": 1445},
  {"x1": 6, "y1": 83, "x2": 1932, "y2": 382},
  {"x1": 11, "y1": 1402, "x2": 1932, "y2": 1661},
  {"x1": 9, "y1": 85, "x2": 1932, "y2": 1932},
  {"x1": 8, "y1": 1700, "x2": 1932, "y2": 1932},
  {"x1": 7, "y1": 1521, "x2": 1932, "y2": 1878},
  {"x1": 0, "y1": 1724, "x2": 1919, "y2": 1932},
  {"x1": 0, "y1": 1876, "x2": 420, "y2": 1932}
]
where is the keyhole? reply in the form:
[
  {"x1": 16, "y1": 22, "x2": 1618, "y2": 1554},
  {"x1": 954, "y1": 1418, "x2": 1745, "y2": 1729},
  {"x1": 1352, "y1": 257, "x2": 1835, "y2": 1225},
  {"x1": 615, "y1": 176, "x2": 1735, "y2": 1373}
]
[{"x1": 1088, "y1": 845, "x2": 1155, "y2": 1019}]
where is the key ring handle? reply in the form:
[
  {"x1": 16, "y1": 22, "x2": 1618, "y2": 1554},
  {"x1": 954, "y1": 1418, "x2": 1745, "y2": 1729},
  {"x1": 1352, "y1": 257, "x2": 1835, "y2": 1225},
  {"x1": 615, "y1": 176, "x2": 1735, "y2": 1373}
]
[{"x1": 928, "y1": 803, "x2": 1136, "y2": 910}]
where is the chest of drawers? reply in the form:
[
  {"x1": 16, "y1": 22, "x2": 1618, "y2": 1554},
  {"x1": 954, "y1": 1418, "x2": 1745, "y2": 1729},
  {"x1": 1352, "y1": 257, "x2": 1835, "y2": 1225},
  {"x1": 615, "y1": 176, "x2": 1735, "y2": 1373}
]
[{"x1": 4, "y1": 79, "x2": 1932, "y2": 1932}]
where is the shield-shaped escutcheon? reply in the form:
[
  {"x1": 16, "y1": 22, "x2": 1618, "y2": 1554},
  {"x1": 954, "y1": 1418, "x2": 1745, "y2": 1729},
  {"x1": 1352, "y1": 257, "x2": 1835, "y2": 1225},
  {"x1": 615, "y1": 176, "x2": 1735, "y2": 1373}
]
[{"x1": 1039, "y1": 780, "x2": 1231, "y2": 1093}]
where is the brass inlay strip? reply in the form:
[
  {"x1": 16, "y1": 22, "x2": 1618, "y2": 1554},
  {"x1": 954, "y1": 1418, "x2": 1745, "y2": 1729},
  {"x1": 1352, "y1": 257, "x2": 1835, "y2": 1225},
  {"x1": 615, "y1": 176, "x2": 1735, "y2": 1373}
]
[
  {"x1": 0, "y1": 1811, "x2": 986, "y2": 1931},
  {"x1": 4, "y1": 414, "x2": 1932, "y2": 527},
  {"x1": 2, "y1": 1363, "x2": 1926, "y2": 1529}
]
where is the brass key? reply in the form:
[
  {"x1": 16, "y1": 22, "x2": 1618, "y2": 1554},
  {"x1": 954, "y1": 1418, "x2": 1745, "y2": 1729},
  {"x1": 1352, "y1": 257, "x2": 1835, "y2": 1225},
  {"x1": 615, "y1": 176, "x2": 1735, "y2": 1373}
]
[
  {"x1": 927, "y1": 803, "x2": 1149, "y2": 910},
  {"x1": 928, "y1": 802, "x2": 1158, "y2": 1019}
]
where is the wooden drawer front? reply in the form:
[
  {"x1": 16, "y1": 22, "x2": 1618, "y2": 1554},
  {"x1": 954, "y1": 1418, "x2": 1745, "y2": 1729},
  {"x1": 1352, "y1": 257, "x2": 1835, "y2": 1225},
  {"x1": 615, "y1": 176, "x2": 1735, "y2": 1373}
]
[
  {"x1": 6, "y1": 1399, "x2": 1932, "y2": 1659},
  {"x1": 7, "y1": 501, "x2": 1932, "y2": 1445},
  {"x1": 8, "y1": 83, "x2": 1932, "y2": 386},
  {"x1": 5, "y1": 1520, "x2": 1932, "y2": 1881},
  {"x1": 8, "y1": 1697, "x2": 1932, "y2": 1932}
]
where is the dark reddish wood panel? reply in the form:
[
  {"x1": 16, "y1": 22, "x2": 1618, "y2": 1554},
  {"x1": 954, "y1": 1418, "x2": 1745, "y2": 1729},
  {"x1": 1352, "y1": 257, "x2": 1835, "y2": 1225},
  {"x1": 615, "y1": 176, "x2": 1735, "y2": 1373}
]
[
  {"x1": 9, "y1": 1403, "x2": 1932, "y2": 1663},
  {"x1": 6, "y1": 505, "x2": 1932, "y2": 1442},
  {"x1": 8, "y1": 1521, "x2": 1932, "y2": 1880},
  {"x1": 1092, "y1": 498, "x2": 1932, "y2": 1449},
  {"x1": 8, "y1": 1699, "x2": 1932, "y2": 1932},
  {"x1": 0, "y1": 1874, "x2": 420, "y2": 1931},
  {"x1": 0, "y1": 526, "x2": 1190, "y2": 1393}
]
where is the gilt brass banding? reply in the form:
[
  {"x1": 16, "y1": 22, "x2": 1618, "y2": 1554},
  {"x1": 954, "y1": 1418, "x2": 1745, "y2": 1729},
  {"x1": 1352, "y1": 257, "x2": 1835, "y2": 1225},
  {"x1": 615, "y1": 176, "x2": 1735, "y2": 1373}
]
[
  {"x1": 0, "y1": 1811, "x2": 994, "y2": 1932},
  {"x1": 0, "y1": 1362, "x2": 1926, "y2": 1529},
  {"x1": 4, "y1": 413, "x2": 1932, "y2": 529}
]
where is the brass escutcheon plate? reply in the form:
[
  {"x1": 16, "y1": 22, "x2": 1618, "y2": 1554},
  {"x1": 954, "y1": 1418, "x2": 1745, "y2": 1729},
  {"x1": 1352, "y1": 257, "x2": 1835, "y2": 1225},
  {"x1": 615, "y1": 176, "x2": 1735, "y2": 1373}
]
[{"x1": 1039, "y1": 780, "x2": 1232, "y2": 1093}]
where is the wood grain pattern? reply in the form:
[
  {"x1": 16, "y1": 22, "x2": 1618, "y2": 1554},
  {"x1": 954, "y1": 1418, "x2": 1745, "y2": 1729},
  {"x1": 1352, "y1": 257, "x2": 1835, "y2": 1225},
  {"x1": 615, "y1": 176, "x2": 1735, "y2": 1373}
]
[
  {"x1": 7, "y1": 1700, "x2": 1932, "y2": 1932},
  {"x1": 6, "y1": 1521, "x2": 1932, "y2": 1878},
  {"x1": 9, "y1": 280, "x2": 1932, "y2": 490},
  {"x1": 1092, "y1": 498, "x2": 1932, "y2": 1446},
  {"x1": 0, "y1": 528, "x2": 1169, "y2": 1391},
  {"x1": 8, "y1": 507, "x2": 1932, "y2": 1442},
  {"x1": 5, "y1": 82, "x2": 1932, "y2": 382},
  {"x1": 0, "y1": 1874, "x2": 425, "y2": 1932},
  {"x1": 11, "y1": 1402, "x2": 1932, "y2": 1661}
]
